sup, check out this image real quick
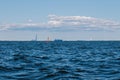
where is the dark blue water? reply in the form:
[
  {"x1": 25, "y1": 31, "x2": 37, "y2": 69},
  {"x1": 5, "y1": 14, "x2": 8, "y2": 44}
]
[{"x1": 0, "y1": 41, "x2": 120, "y2": 80}]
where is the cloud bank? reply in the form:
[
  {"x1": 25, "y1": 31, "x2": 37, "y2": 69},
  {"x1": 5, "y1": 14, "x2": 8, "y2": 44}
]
[{"x1": 0, "y1": 15, "x2": 120, "y2": 31}]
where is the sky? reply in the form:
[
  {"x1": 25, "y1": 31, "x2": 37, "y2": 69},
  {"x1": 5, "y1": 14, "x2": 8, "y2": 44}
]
[{"x1": 0, "y1": 0, "x2": 120, "y2": 41}]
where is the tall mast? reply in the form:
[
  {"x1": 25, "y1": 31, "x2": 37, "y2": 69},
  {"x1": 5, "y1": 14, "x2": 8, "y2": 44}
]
[
  {"x1": 46, "y1": 37, "x2": 50, "y2": 42},
  {"x1": 47, "y1": 37, "x2": 50, "y2": 41}
]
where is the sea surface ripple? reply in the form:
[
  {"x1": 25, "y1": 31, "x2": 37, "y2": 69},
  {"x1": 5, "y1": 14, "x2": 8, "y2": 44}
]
[{"x1": 0, "y1": 41, "x2": 120, "y2": 80}]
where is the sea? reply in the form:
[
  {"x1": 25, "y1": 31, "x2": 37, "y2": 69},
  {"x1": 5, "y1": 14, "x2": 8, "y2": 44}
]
[{"x1": 0, "y1": 41, "x2": 120, "y2": 80}]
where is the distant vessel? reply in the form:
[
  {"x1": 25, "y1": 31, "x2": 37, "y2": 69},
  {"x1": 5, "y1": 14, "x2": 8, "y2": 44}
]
[
  {"x1": 47, "y1": 37, "x2": 50, "y2": 42},
  {"x1": 54, "y1": 39, "x2": 63, "y2": 42},
  {"x1": 46, "y1": 37, "x2": 51, "y2": 42},
  {"x1": 31, "y1": 34, "x2": 37, "y2": 41}
]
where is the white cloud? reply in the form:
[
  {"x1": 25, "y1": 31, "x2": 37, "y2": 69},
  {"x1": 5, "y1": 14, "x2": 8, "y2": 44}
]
[
  {"x1": 48, "y1": 15, "x2": 120, "y2": 31},
  {"x1": 0, "y1": 15, "x2": 120, "y2": 31}
]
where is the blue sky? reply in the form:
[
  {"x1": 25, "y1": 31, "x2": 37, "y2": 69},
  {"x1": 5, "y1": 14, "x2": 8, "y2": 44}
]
[{"x1": 0, "y1": 0, "x2": 120, "y2": 40}]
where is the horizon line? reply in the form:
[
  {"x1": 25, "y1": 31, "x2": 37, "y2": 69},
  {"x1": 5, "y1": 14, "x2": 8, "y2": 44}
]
[{"x1": 0, "y1": 40, "x2": 120, "y2": 41}]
